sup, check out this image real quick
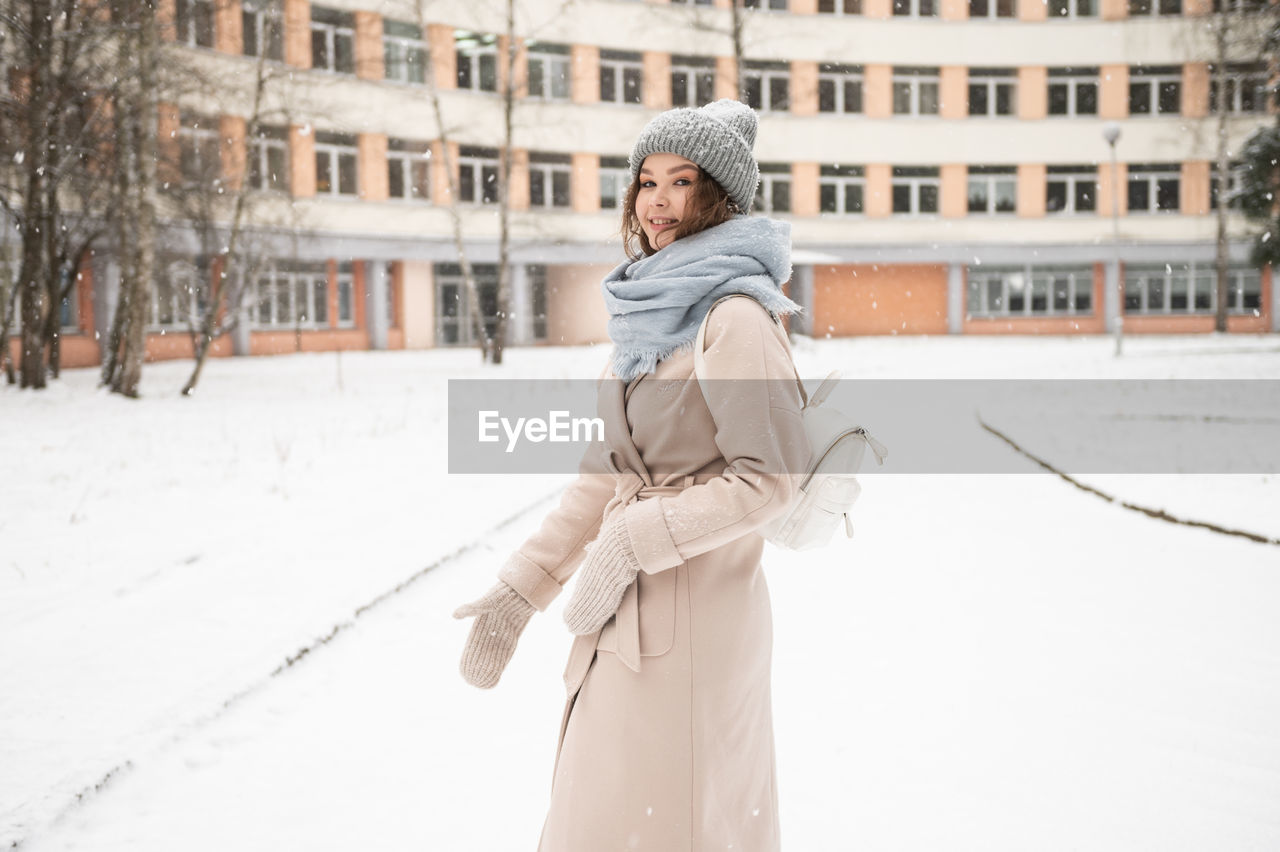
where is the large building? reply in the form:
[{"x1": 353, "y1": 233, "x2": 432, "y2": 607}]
[{"x1": 12, "y1": 0, "x2": 1278, "y2": 369}]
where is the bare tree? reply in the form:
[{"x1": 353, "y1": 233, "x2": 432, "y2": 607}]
[
  {"x1": 1209, "y1": 0, "x2": 1272, "y2": 332},
  {"x1": 100, "y1": 0, "x2": 160, "y2": 397}
]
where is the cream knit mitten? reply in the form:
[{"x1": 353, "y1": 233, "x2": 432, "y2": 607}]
[
  {"x1": 563, "y1": 516, "x2": 643, "y2": 636},
  {"x1": 452, "y1": 581, "x2": 536, "y2": 689}
]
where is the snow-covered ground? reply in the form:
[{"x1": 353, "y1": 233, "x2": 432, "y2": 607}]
[{"x1": 2, "y1": 333, "x2": 1279, "y2": 851}]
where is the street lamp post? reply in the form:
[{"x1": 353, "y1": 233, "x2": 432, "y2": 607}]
[{"x1": 1103, "y1": 122, "x2": 1122, "y2": 357}]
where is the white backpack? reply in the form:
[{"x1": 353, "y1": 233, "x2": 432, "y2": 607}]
[{"x1": 694, "y1": 296, "x2": 887, "y2": 551}]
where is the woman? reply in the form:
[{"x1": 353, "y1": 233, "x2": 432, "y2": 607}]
[{"x1": 453, "y1": 99, "x2": 808, "y2": 851}]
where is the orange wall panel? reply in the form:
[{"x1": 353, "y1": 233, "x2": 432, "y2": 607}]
[{"x1": 813, "y1": 264, "x2": 950, "y2": 336}]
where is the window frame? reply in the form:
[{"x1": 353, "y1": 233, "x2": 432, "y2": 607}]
[
  {"x1": 743, "y1": 60, "x2": 791, "y2": 113},
  {"x1": 753, "y1": 164, "x2": 792, "y2": 215},
  {"x1": 241, "y1": 0, "x2": 283, "y2": 60},
  {"x1": 455, "y1": 31, "x2": 499, "y2": 93},
  {"x1": 150, "y1": 257, "x2": 205, "y2": 331},
  {"x1": 967, "y1": 68, "x2": 1016, "y2": 117},
  {"x1": 528, "y1": 153, "x2": 573, "y2": 209},
  {"x1": 1209, "y1": 64, "x2": 1269, "y2": 114},
  {"x1": 892, "y1": 0, "x2": 938, "y2": 15},
  {"x1": 1127, "y1": 164, "x2": 1181, "y2": 214},
  {"x1": 817, "y1": 0, "x2": 863, "y2": 13},
  {"x1": 1046, "y1": 0, "x2": 1097, "y2": 17},
  {"x1": 1128, "y1": 66, "x2": 1182, "y2": 117},
  {"x1": 1123, "y1": 262, "x2": 1262, "y2": 315},
  {"x1": 1127, "y1": 0, "x2": 1182, "y2": 15},
  {"x1": 968, "y1": 0, "x2": 1016, "y2": 18},
  {"x1": 819, "y1": 165, "x2": 865, "y2": 216},
  {"x1": 967, "y1": 166, "x2": 1017, "y2": 215},
  {"x1": 248, "y1": 126, "x2": 290, "y2": 194},
  {"x1": 600, "y1": 49, "x2": 644, "y2": 105},
  {"x1": 818, "y1": 63, "x2": 864, "y2": 114},
  {"x1": 892, "y1": 67, "x2": 941, "y2": 117},
  {"x1": 309, "y1": 7, "x2": 355, "y2": 75},
  {"x1": 1046, "y1": 165, "x2": 1098, "y2": 215},
  {"x1": 1047, "y1": 68, "x2": 1100, "y2": 117},
  {"x1": 671, "y1": 55, "x2": 716, "y2": 108},
  {"x1": 458, "y1": 146, "x2": 501, "y2": 205},
  {"x1": 967, "y1": 264, "x2": 1095, "y2": 318},
  {"x1": 177, "y1": 114, "x2": 221, "y2": 188},
  {"x1": 526, "y1": 42, "x2": 571, "y2": 101},
  {"x1": 387, "y1": 139, "x2": 431, "y2": 203},
  {"x1": 383, "y1": 20, "x2": 426, "y2": 85},
  {"x1": 175, "y1": 0, "x2": 215, "y2": 48},
  {"x1": 599, "y1": 156, "x2": 631, "y2": 210},
  {"x1": 891, "y1": 166, "x2": 941, "y2": 215},
  {"x1": 314, "y1": 132, "x2": 359, "y2": 198}
]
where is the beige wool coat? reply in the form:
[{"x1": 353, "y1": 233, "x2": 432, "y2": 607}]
[{"x1": 497, "y1": 296, "x2": 809, "y2": 852}]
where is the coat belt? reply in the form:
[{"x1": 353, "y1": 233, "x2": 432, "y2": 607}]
[{"x1": 563, "y1": 472, "x2": 693, "y2": 698}]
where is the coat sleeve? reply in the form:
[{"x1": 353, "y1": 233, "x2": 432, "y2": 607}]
[
  {"x1": 620, "y1": 297, "x2": 808, "y2": 574},
  {"x1": 495, "y1": 410, "x2": 616, "y2": 611}
]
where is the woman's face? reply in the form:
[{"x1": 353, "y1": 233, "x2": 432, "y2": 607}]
[{"x1": 635, "y1": 153, "x2": 700, "y2": 251}]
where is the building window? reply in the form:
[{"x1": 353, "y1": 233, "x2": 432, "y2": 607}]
[
  {"x1": 1128, "y1": 0, "x2": 1181, "y2": 13},
  {"x1": 818, "y1": 0, "x2": 862, "y2": 12},
  {"x1": 176, "y1": 0, "x2": 214, "y2": 48},
  {"x1": 744, "y1": 60, "x2": 790, "y2": 112},
  {"x1": 251, "y1": 262, "x2": 330, "y2": 329},
  {"x1": 1127, "y1": 163, "x2": 1179, "y2": 213},
  {"x1": 178, "y1": 114, "x2": 220, "y2": 187},
  {"x1": 529, "y1": 152, "x2": 572, "y2": 209},
  {"x1": 314, "y1": 131, "x2": 358, "y2": 197},
  {"x1": 1046, "y1": 165, "x2": 1097, "y2": 214},
  {"x1": 1047, "y1": 0, "x2": 1096, "y2": 15},
  {"x1": 599, "y1": 156, "x2": 630, "y2": 209},
  {"x1": 1213, "y1": 0, "x2": 1266, "y2": 10},
  {"x1": 893, "y1": 67, "x2": 940, "y2": 116},
  {"x1": 248, "y1": 125, "x2": 289, "y2": 193},
  {"x1": 968, "y1": 68, "x2": 1015, "y2": 117},
  {"x1": 818, "y1": 64, "x2": 863, "y2": 113},
  {"x1": 1048, "y1": 67, "x2": 1098, "y2": 116},
  {"x1": 742, "y1": 0, "x2": 788, "y2": 8},
  {"x1": 969, "y1": 0, "x2": 1015, "y2": 17},
  {"x1": 1210, "y1": 160, "x2": 1246, "y2": 210},
  {"x1": 383, "y1": 20, "x2": 426, "y2": 85},
  {"x1": 892, "y1": 0, "x2": 937, "y2": 15},
  {"x1": 892, "y1": 166, "x2": 940, "y2": 214},
  {"x1": 151, "y1": 257, "x2": 205, "y2": 329},
  {"x1": 242, "y1": 0, "x2": 283, "y2": 60},
  {"x1": 388, "y1": 138, "x2": 430, "y2": 201},
  {"x1": 671, "y1": 55, "x2": 716, "y2": 108},
  {"x1": 1209, "y1": 64, "x2": 1269, "y2": 114},
  {"x1": 600, "y1": 49, "x2": 643, "y2": 104},
  {"x1": 753, "y1": 163, "x2": 791, "y2": 214},
  {"x1": 967, "y1": 166, "x2": 1016, "y2": 214},
  {"x1": 435, "y1": 262, "x2": 499, "y2": 345},
  {"x1": 1124, "y1": 263, "x2": 1261, "y2": 315},
  {"x1": 670, "y1": 0, "x2": 716, "y2": 4},
  {"x1": 819, "y1": 165, "x2": 864, "y2": 215},
  {"x1": 456, "y1": 31, "x2": 498, "y2": 93},
  {"x1": 527, "y1": 42, "x2": 571, "y2": 100},
  {"x1": 310, "y1": 7, "x2": 355, "y2": 74},
  {"x1": 1129, "y1": 66, "x2": 1181, "y2": 116},
  {"x1": 967, "y1": 265, "x2": 1093, "y2": 317},
  {"x1": 458, "y1": 146, "x2": 500, "y2": 204}
]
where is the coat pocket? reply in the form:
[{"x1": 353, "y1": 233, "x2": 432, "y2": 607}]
[{"x1": 596, "y1": 563, "x2": 679, "y2": 658}]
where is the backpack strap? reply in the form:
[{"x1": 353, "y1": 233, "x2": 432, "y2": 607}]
[{"x1": 694, "y1": 294, "x2": 808, "y2": 407}]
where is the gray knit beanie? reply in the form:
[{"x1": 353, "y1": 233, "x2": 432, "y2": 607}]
[{"x1": 629, "y1": 99, "x2": 760, "y2": 213}]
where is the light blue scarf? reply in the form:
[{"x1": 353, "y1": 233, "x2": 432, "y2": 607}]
[{"x1": 602, "y1": 216, "x2": 801, "y2": 381}]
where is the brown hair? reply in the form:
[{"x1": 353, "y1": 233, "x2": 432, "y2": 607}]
[{"x1": 620, "y1": 166, "x2": 741, "y2": 260}]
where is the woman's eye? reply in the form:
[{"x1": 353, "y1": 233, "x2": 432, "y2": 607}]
[
  {"x1": 675, "y1": 178, "x2": 692, "y2": 186},
  {"x1": 640, "y1": 180, "x2": 655, "y2": 188}
]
